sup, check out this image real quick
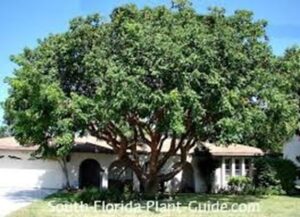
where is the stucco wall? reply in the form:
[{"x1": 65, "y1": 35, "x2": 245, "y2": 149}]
[
  {"x1": 0, "y1": 150, "x2": 65, "y2": 189},
  {"x1": 0, "y1": 149, "x2": 210, "y2": 192}
]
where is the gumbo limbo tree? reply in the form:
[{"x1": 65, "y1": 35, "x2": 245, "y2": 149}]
[{"x1": 4, "y1": 3, "x2": 298, "y2": 194}]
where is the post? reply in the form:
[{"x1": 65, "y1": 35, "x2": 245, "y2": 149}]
[
  {"x1": 221, "y1": 157, "x2": 226, "y2": 187},
  {"x1": 101, "y1": 168, "x2": 108, "y2": 189},
  {"x1": 231, "y1": 158, "x2": 236, "y2": 177},
  {"x1": 241, "y1": 158, "x2": 246, "y2": 176},
  {"x1": 214, "y1": 167, "x2": 221, "y2": 192}
]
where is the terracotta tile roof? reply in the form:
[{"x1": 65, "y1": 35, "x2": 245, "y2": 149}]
[
  {"x1": 202, "y1": 142, "x2": 264, "y2": 156},
  {"x1": 0, "y1": 136, "x2": 263, "y2": 156},
  {"x1": 73, "y1": 136, "x2": 113, "y2": 153},
  {"x1": 0, "y1": 136, "x2": 114, "y2": 153},
  {"x1": 0, "y1": 137, "x2": 37, "y2": 151}
]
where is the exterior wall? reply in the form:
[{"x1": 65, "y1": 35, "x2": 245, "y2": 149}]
[
  {"x1": 283, "y1": 135, "x2": 300, "y2": 167},
  {"x1": 0, "y1": 149, "x2": 257, "y2": 192},
  {"x1": 0, "y1": 150, "x2": 119, "y2": 190},
  {"x1": 0, "y1": 150, "x2": 65, "y2": 189}
]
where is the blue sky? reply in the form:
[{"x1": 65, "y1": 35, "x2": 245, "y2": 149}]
[{"x1": 1, "y1": 0, "x2": 300, "y2": 124}]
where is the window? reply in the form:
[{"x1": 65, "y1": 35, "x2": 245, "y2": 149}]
[
  {"x1": 245, "y1": 159, "x2": 251, "y2": 176},
  {"x1": 235, "y1": 159, "x2": 241, "y2": 176}
]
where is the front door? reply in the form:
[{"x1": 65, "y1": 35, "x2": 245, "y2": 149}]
[{"x1": 79, "y1": 159, "x2": 101, "y2": 188}]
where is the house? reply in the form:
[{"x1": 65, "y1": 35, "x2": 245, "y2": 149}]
[
  {"x1": 0, "y1": 136, "x2": 263, "y2": 193},
  {"x1": 283, "y1": 135, "x2": 300, "y2": 186},
  {"x1": 283, "y1": 135, "x2": 300, "y2": 167}
]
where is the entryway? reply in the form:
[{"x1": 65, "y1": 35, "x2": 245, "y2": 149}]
[{"x1": 79, "y1": 159, "x2": 103, "y2": 188}]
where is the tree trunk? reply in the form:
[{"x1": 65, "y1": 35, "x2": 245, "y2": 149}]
[
  {"x1": 143, "y1": 177, "x2": 159, "y2": 198},
  {"x1": 59, "y1": 157, "x2": 71, "y2": 189}
]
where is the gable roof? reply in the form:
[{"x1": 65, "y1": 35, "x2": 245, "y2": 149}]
[
  {"x1": 0, "y1": 137, "x2": 37, "y2": 151},
  {"x1": 0, "y1": 136, "x2": 263, "y2": 156},
  {"x1": 202, "y1": 142, "x2": 264, "y2": 157}
]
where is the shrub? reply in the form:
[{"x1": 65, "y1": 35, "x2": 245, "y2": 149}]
[
  {"x1": 75, "y1": 187, "x2": 111, "y2": 204},
  {"x1": 253, "y1": 157, "x2": 298, "y2": 195},
  {"x1": 271, "y1": 158, "x2": 298, "y2": 194},
  {"x1": 253, "y1": 158, "x2": 280, "y2": 188},
  {"x1": 74, "y1": 186, "x2": 141, "y2": 204},
  {"x1": 228, "y1": 176, "x2": 252, "y2": 194},
  {"x1": 123, "y1": 184, "x2": 142, "y2": 201},
  {"x1": 253, "y1": 186, "x2": 283, "y2": 195}
]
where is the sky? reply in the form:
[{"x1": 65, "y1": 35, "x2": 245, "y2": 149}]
[{"x1": 1, "y1": 0, "x2": 300, "y2": 124}]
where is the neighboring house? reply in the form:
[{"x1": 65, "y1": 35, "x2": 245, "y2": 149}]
[
  {"x1": 0, "y1": 136, "x2": 263, "y2": 193},
  {"x1": 283, "y1": 135, "x2": 300, "y2": 167},
  {"x1": 283, "y1": 135, "x2": 300, "y2": 185}
]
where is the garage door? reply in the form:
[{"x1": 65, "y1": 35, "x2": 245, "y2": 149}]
[{"x1": 0, "y1": 150, "x2": 65, "y2": 189}]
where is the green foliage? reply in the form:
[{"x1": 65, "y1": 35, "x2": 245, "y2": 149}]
[
  {"x1": 251, "y1": 186, "x2": 283, "y2": 196},
  {"x1": 221, "y1": 175, "x2": 282, "y2": 196},
  {"x1": 75, "y1": 187, "x2": 107, "y2": 204},
  {"x1": 275, "y1": 47, "x2": 300, "y2": 106},
  {"x1": 253, "y1": 157, "x2": 298, "y2": 195},
  {"x1": 253, "y1": 157, "x2": 280, "y2": 188},
  {"x1": 271, "y1": 158, "x2": 298, "y2": 194},
  {"x1": 74, "y1": 187, "x2": 140, "y2": 204},
  {"x1": 228, "y1": 176, "x2": 252, "y2": 193}
]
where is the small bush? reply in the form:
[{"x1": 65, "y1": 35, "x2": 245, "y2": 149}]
[
  {"x1": 228, "y1": 176, "x2": 252, "y2": 194},
  {"x1": 74, "y1": 187, "x2": 112, "y2": 204},
  {"x1": 74, "y1": 186, "x2": 141, "y2": 204},
  {"x1": 123, "y1": 184, "x2": 140, "y2": 201},
  {"x1": 252, "y1": 186, "x2": 283, "y2": 195}
]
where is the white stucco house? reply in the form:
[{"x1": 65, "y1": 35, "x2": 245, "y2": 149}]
[{"x1": 0, "y1": 136, "x2": 264, "y2": 193}]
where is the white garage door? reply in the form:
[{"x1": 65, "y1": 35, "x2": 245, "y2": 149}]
[{"x1": 0, "y1": 150, "x2": 65, "y2": 189}]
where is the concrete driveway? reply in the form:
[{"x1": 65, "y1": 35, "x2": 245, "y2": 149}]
[{"x1": 0, "y1": 188, "x2": 56, "y2": 217}]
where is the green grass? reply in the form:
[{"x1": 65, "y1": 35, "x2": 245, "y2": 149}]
[{"x1": 8, "y1": 192, "x2": 300, "y2": 217}]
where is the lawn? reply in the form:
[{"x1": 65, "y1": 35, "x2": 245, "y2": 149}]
[{"x1": 8, "y1": 192, "x2": 300, "y2": 217}]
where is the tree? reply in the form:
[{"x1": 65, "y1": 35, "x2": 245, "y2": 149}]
[
  {"x1": 275, "y1": 46, "x2": 300, "y2": 127},
  {"x1": 4, "y1": 3, "x2": 298, "y2": 195},
  {"x1": 0, "y1": 125, "x2": 10, "y2": 138}
]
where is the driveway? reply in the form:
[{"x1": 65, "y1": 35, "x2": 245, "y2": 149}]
[{"x1": 0, "y1": 188, "x2": 56, "y2": 217}]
